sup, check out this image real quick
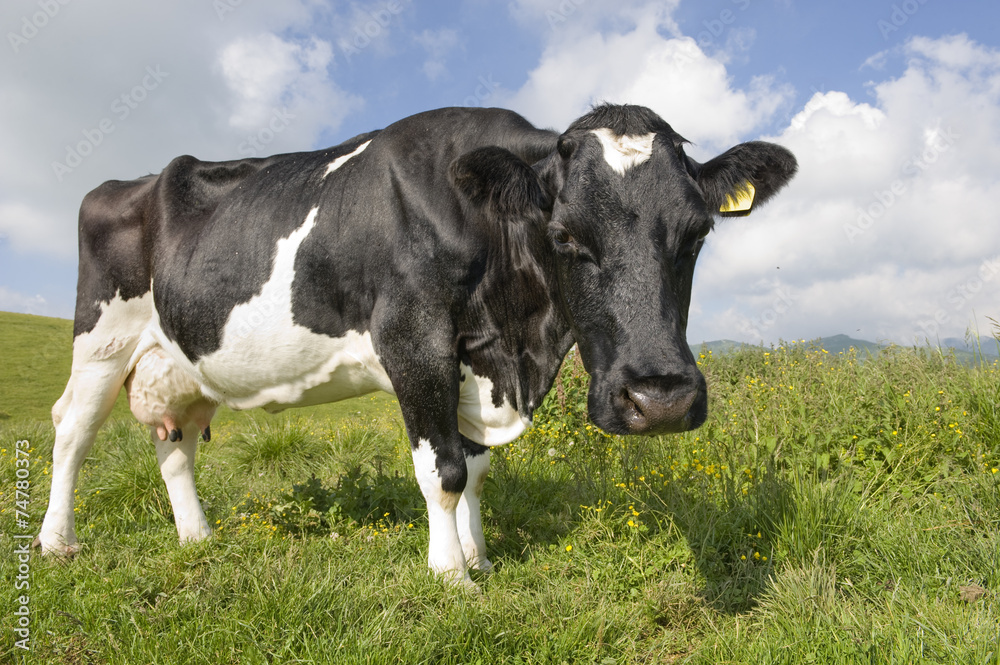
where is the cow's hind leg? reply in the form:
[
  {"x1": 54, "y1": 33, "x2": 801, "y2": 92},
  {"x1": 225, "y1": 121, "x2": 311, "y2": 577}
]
[
  {"x1": 39, "y1": 365, "x2": 129, "y2": 555},
  {"x1": 40, "y1": 292, "x2": 153, "y2": 554},
  {"x1": 457, "y1": 439, "x2": 493, "y2": 573},
  {"x1": 154, "y1": 425, "x2": 210, "y2": 543}
]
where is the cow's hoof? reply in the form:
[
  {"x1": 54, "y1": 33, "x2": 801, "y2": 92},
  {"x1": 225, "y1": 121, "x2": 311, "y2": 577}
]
[
  {"x1": 469, "y1": 556, "x2": 494, "y2": 574},
  {"x1": 438, "y1": 568, "x2": 480, "y2": 593},
  {"x1": 177, "y1": 527, "x2": 212, "y2": 544},
  {"x1": 35, "y1": 536, "x2": 81, "y2": 558}
]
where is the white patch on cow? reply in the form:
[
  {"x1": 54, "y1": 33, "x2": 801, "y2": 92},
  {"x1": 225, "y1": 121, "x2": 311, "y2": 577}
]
[
  {"x1": 412, "y1": 438, "x2": 471, "y2": 586},
  {"x1": 457, "y1": 449, "x2": 492, "y2": 572},
  {"x1": 40, "y1": 290, "x2": 154, "y2": 555},
  {"x1": 457, "y1": 363, "x2": 531, "y2": 446},
  {"x1": 322, "y1": 139, "x2": 371, "y2": 178},
  {"x1": 71, "y1": 291, "x2": 154, "y2": 368},
  {"x1": 184, "y1": 206, "x2": 394, "y2": 411},
  {"x1": 591, "y1": 128, "x2": 655, "y2": 176}
]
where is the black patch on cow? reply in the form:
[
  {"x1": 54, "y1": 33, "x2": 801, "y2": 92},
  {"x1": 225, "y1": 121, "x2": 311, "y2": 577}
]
[
  {"x1": 450, "y1": 146, "x2": 574, "y2": 415},
  {"x1": 461, "y1": 436, "x2": 489, "y2": 459},
  {"x1": 567, "y1": 103, "x2": 677, "y2": 137},
  {"x1": 73, "y1": 176, "x2": 158, "y2": 337},
  {"x1": 150, "y1": 133, "x2": 379, "y2": 360}
]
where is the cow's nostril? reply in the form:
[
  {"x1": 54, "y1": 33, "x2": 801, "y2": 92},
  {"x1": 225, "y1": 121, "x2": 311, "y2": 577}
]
[{"x1": 616, "y1": 376, "x2": 705, "y2": 434}]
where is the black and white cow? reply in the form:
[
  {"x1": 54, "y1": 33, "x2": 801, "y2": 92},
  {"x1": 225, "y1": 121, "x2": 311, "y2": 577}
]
[{"x1": 39, "y1": 105, "x2": 796, "y2": 585}]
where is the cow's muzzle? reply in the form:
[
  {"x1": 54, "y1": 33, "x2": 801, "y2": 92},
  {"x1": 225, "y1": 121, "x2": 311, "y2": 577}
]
[{"x1": 595, "y1": 373, "x2": 708, "y2": 435}]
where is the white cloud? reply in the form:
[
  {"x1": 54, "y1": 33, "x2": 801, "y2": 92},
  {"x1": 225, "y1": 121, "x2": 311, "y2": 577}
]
[
  {"x1": 0, "y1": 286, "x2": 50, "y2": 317},
  {"x1": 501, "y1": 9, "x2": 1000, "y2": 345},
  {"x1": 414, "y1": 27, "x2": 461, "y2": 81},
  {"x1": 0, "y1": 0, "x2": 364, "y2": 285},
  {"x1": 691, "y1": 34, "x2": 1000, "y2": 345},
  {"x1": 0, "y1": 202, "x2": 73, "y2": 258},
  {"x1": 502, "y1": 9, "x2": 793, "y2": 153},
  {"x1": 218, "y1": 33, "x2": 361, "y2": 136}
]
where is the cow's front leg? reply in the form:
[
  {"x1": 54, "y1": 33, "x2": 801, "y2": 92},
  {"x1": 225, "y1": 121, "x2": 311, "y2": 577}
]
[
  {"x1": 411, "y1": 435, "x2": 472, "y2": 587},
  {"x1": 375, "y1": 308, "x2": 476, "y2": 586},
  {"x1": 457, "y1": 439, "x2": 492, "y2": 572},
  {"x1": 154, "y1": 428, "x2": 210, "y2": 543}
]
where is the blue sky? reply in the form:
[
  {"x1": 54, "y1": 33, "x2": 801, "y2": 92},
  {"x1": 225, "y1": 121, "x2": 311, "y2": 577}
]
[{"x1": 2, "y1": 0, "x2": 999, "y2": 346}]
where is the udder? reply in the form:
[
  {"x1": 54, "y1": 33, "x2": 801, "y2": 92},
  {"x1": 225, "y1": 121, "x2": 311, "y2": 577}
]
[{"x1": 125, "y1": 346, "x2": 218, "y2": 442}]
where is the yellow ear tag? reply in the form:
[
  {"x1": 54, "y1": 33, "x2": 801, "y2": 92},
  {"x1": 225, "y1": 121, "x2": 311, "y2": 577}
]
[{"x1": 719, "y1": 181, "x2": 756, "y2": 217}]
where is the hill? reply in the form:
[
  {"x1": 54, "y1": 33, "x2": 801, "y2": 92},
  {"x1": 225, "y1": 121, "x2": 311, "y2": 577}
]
[
  {"x1": 690, "y1": 334, "x2": 884, "y2": 358},
  {"x1": 941, "y1": 335, "x2": 1000, "y2": 359},
  {"x1": 0, "y1": 311, "x2": 77, "y2": 421},
  {"x1": 692, "y1": 333, "x2": 1000, "y2": 365}
]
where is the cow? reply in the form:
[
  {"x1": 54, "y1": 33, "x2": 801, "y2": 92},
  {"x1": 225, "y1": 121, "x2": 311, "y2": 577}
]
[{"x1": 38, "y1": 104, "x2": 796, "y2": 586}]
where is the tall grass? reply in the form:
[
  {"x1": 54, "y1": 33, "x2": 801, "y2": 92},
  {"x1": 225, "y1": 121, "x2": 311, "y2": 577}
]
[{"x1": 1, "y1": 340, "x2": 997, "y2": 663}]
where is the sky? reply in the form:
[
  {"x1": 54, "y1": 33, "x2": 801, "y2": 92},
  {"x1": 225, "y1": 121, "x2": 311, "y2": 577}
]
[{"x1": 2, "y1": 0, "x2": 999, "y2": 348}]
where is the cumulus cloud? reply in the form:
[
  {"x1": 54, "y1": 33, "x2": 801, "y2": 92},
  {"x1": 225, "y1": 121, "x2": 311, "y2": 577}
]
[
  {"x1": 0, "y1": 0, "x2": 363, "y2": 273},
  {"x1": 0, "y1": 202, "x2": 70, "y2": 258},
  {"x1": 501, "y1": 8, "x2": 999, "y2": 345},
  {"x1": 217, "y1": 33, "x2": 361, "y2": 141},
  {"x1": 414, "y1": 27, "x2": 461, "y2": 81},
  {"x1": 0, "y1": 286, "x2": 50, "y2": 317},
  {"x1": 692, "y1": 34, "x2": 1000, "y2": 345},
  {"x1": 502, "y1": 8, "x2": 793, "y2": 152}
]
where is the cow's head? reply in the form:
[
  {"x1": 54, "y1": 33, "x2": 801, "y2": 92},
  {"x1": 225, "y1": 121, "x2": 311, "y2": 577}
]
[{"x1": 452, "y1": 104, "x2": 796, "y2": 435}]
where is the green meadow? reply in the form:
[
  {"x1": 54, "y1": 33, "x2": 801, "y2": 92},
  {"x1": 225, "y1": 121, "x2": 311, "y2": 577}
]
[{"x1": 1, "y1": 310, "x2": 998, "y2": 664}]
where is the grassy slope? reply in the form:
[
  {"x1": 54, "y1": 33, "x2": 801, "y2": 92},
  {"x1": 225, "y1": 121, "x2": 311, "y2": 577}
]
[
  {"x1": 2, "y1": 315, "x2": 999, "y2": 663},
  {"x1": 0, "y1": 312, "x2": 77, "y2": 422}
]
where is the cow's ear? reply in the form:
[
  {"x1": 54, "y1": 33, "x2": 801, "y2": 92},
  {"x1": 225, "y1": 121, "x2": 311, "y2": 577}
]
[
  {"x1": 450, "y1": 147, "x2": 551, "y2": 216},
  {"x1": 692, "y1": 141, "x2": 797, "y2": 218}
]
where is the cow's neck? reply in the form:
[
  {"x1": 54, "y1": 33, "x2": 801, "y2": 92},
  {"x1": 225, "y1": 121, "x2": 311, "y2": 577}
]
[{"x1": 458, "y1": 246, "x2": 573, "y2": 418}]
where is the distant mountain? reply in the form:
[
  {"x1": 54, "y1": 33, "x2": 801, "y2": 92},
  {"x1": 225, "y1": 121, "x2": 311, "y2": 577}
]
[
  {"x1": 809, "y1": 334, "x2": 884, "y2": 356},
  {"x1": 689, "y1": 339, "x2": 745, "y2": 356},
  {"x1": 690, "y1": 333, "x2": 1000, "y2": 364},
  {"x1": 940, "y1": 336, "x2": 1000, "y2": 358},
  {"x1": 689, "y1": 335, "x2": 882, "y2": 357}
]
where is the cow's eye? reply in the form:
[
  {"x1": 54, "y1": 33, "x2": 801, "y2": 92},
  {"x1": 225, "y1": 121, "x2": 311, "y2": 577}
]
[
  {"x1": 549, "y1": 224, "x2": 577, "y2": 252},
  {"x1": 690, "y1": 235, "x2": 706, "y2": 256},
  {"x1": 676, "y1": 232, "x2": 707, "y2": 268},
  {"x1": 553, "y1": 228, "x2": 574, "y2": 246}
]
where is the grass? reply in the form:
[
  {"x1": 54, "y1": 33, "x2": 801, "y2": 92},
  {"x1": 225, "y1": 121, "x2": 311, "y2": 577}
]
[{"x1": 1, "y1": 312, "x2": 999, "y2": 663}]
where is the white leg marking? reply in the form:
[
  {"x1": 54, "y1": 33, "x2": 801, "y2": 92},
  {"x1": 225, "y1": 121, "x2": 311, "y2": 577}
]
[
  {"x1": 411, "y1": 438, "x2": 472, "y2": 587},
  {"x1": 40, "y1": 392, "x2": 108, "y2": 554},
  {"x1": 591, "y1": 128, "x2": 656, "y2": 175},
  {"x1": 40, "y1": 293, "x2": 151, "y2": 555},
  {"x1": 155, "y1": 430, "x2": 210, "y2": 543},
  {"x1": 457, "y1": 449, "x2": 492, "y2": 572},
  {"x1": 323, "y1": 140, "x2": 371, "y2": 178}
]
